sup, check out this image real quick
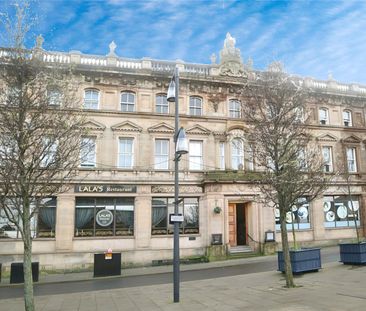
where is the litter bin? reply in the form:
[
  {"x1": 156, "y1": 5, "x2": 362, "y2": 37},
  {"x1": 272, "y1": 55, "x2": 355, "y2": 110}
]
[
  {"x1": 10, "y1": 262, "x2": 39, "y2": 284},
  {"x1": 94, "y1": 253, "x2": 121, "y2": 277}
]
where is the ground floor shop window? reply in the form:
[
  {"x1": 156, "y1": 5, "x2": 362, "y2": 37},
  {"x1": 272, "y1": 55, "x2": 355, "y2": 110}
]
[
  {"x1": 275, "y1": 197, "x2": 310, "y2": 230},
  {"x1": 75, "y1": 197, "x2": 134, "y2": 237},
  {"x1": 324, "y1": 195, "x2": 360, "y2": 228},
  {"x1": 0, "y1": 197, "x2": 56, "y2": 239},
  {"x1": 152, "y1": 197, "x2": 199, "y2": 235}
]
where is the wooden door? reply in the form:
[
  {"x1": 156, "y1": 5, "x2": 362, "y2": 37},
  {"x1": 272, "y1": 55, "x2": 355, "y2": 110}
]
[{"x1": 228, "y1": 203, "x2": 236, "y2": 246}]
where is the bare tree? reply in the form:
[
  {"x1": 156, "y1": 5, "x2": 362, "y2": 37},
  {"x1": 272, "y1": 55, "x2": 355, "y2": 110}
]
[
  {"x1": 242, "y1": 63, "x2": 330, "y2": 287},
  {"x1": 0, "y1": 3, "x2": 86, "y2": 310}
]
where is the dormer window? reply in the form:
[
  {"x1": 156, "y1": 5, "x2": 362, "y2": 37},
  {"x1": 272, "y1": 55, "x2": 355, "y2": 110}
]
[
  {"x1": 343, "y1": 110, "x2": 352, "y2": 127},
  {"x1": 319, "y1": 108, "x2": 329, "y2": 125}
]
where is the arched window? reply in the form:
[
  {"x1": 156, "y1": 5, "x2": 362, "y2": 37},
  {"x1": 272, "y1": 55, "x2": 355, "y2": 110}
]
[
  {"x1": 156, "y1": 94, "x2": 168, "y2": 114},
  {"x1": 229, "y1": 99, "x2": 241, "y2": 118},
  {"x1": 231, "y1": 138, "x2": 244, "y2": 170},
  {"x1": 189, "y1": 96, "x2": 202, "y2": 116},
  {"x1": 343, "y1": 110, "x2": 352, "y2": 127},
  {"x1": 121, "y1": 92, "x2": 135, "y2": 112},
  {"x1": 319, "y1": 108, "x2": 329, "y2": 125},
  {"x1": 83, "y1": 89, "x2": 99, "y2": 109}
]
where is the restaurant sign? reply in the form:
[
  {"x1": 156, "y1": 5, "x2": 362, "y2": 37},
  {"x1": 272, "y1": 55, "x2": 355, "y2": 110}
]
[{"x1": 75, "y1": 184, "x2": 136, "y2": 193}]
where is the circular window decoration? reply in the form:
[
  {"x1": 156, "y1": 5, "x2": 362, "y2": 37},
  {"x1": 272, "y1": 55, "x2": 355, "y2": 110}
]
[
  {"x1": 337, "y1": 205, "x2": 347, "y2": 219},
  {"x1": 323, "y1": 201, "x2": 331, "y2": 212},
  {"x1": 96, "y1": 209, "x2": 114, "y2": 227},
  {"x1": 286, "y1": 211, "x2": 293, "y2": 223},
  {"x1": 297, "y1": 206, "x2": 308, "y2": 220},
  {"x1": 326, "y1": 211, "x2": 335, "y2": 222}
]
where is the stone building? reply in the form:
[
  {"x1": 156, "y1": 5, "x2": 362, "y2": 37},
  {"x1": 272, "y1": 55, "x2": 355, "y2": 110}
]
[{"x1": 1, "y1": 33, "x2": 366, "y2": 270}]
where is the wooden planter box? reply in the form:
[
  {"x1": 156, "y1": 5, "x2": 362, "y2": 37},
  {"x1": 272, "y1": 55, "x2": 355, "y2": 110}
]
[
  {"x1": 339, "y1": 242, "x2": 366, "y2": 265},
  {"x1": 278, "y1": 248, "x2": 321, "y2": 273}
]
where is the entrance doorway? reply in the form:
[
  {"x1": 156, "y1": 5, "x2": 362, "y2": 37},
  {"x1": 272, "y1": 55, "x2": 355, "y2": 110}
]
[{"x1": 228, "y1": 203, "x2": 247, "y2": 246}]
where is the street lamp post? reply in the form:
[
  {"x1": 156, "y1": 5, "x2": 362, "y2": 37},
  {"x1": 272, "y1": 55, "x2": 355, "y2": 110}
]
[{"x1": 167, "y1": 67, "x2": 188, "y2": 303}]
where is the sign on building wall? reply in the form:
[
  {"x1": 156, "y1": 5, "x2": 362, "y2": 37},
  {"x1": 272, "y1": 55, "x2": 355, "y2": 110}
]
[{"x1": 74, "y1": 184, "x2": 137, "y2": 193}]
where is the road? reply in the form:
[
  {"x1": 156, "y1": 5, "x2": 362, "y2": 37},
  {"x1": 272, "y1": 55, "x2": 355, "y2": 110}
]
[{"x1": 0, "y1": 246, "x2": 340, "y2": 299}]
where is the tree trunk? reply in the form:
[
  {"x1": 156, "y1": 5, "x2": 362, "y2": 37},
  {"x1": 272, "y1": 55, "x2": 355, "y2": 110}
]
[
  {"x1": 280, "y1": 216, "x2": 295, "y2": 288},
  {"x1": 23, "y1": 219, "x2": 35, "y2": 311}
]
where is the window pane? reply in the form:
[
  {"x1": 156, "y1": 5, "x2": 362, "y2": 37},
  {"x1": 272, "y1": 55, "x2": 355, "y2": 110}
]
[
  {"x1": 119, "y1": 138, "x2": 134, "y2": 168},
  {"x1": 80, "y1": 137, "x2": 96, "y2": 167},
  {"x1": 84, "y1": 90, "x2": 99, "y2": 109}
]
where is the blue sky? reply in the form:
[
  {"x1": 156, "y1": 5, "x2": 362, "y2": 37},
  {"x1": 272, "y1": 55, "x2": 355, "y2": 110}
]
[{"x1": 1, "y1": 0, "x2": 366, "y2": 84}]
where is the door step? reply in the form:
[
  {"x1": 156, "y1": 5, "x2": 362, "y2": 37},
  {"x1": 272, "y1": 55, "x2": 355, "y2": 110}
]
[{"x1": 229, "y1": 245, "x2": 253, "y2": 254}]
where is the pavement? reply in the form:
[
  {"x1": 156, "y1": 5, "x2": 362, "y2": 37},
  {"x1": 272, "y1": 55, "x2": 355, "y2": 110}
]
[{"x1": 1, "y1": 251, "x2": 366, "y2": 311}]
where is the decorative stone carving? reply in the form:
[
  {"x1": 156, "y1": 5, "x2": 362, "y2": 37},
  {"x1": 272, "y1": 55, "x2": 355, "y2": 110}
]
[
  {"x1": 219, "y1": 33, "x2": 246, "y2": 78},
  {"x1": 267, "y1": 61, "x2": 284, "y2": 73},
  {"x1": 81, "y1": 120, "x2": 106, "y2": 131},
  {"x1": 342, "y1": 135, "x2": 362, "y2": 144},
  {"x1": 210, "y1": 53, "x2": 217, "y2": 64},
  {"x1": 35, "y1": 34, "x2": 44, "y2": 49},
  {"x1": 147, "y1": 123, "x2": 175, "y2": 134},
  {"x1": 107, "y1": 41, "x2": 117, "y2": 57},
  {"x1": 151, "y1": 185, "x2": 203, "y2": 193},
  {"x1": 111, "y1": 121, "x2": 142, "y2": 132},
  {"x1": 186, "y1": 124, "x2": 211, "y2": 136},
  {"x1": 316, "y1": 133, "x2": 338, "y2": 142},
  {"x1": 207, "y1": 93, "x2": 227, "y2": 112}
]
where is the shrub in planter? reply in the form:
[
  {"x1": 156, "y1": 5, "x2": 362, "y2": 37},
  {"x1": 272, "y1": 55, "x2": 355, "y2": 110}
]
[
  {"x1": 278, "y1": 248, "x2": 321, "y2": 273},
  {"x1": 339, "y1": 242, "x2": 366, "y2": 265}
]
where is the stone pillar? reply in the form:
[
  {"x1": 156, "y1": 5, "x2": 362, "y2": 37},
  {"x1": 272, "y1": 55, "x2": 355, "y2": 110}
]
[
  {"x1": 134, "y1": 186, "x2": 151, "y2": 249},
  {"x1": 141, "y1": 58, "x2": 152, "y2": 69},
  {"x1": 312, "y1": 197, "x2": 325, "y2": 241},
  {"x1": 69, "y1": 50, "x2": 81, "y2": 64},
  {"x1": 55, "y1": 195, "x2": 75, "y2": 251}
]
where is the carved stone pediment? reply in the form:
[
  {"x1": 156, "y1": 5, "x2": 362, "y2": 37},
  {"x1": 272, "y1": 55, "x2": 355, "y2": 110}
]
[
  {"x1": 186, "y1": 124, "x2": 211, "y2": 136},
  {"x1": 111, "y1": 121, "x2": 142, "y2": 132},
  {"x1": 342, "y1": 135, "x2": 362, "y2": 144},
  {"x1": 81, "y1": 120, "x2": 106, "y2": 131},
  {"x1": 316, "y1": 133, "x2": 338, "y2": 142},
  {"x1": 148, "y1": 123, "x2": 175, "y2": 134},
  {"x1": 213, "y1": 131, "x2": 227, "y2": 138}
]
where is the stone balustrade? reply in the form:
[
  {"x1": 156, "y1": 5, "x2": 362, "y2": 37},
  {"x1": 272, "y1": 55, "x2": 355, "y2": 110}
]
[{"x1": 0, "y1": 47, "x2": 365, "y2": 96}]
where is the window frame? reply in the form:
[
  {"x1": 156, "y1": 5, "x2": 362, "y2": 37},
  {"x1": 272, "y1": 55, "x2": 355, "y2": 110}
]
[
  {"x1": 319, "y1": 108, "x2": 329, "y2": 125},
  {"x1": 189, "y1": 96, "x2": 203, "y2": 116},
  {"x1": 229, "y1": 99, "x2": 241, "y2": 118},
  {"x1": 323, "y1": 195, "x2": 360, "y2": 228},
  {"x1": 322, "y1": 146, "x2": 333, "y2": 173},
  {"x1": 231, "y1": 138, "x2": 244, "y2": 170},
  {"x1": 151, "y1": 197, "x2": 199, "y2": 235},
  {"x1": 275, "y1": 197, "x2": 311, "y2": 230},
  {"x1": 219, "y1": 142, "x2": 225, "y2": 170},
  {"x1": 189, "y1": 140, "x2": 203, "y2": 170},
  {"x1": 118, "y1": 137, "x2": 134, "y2": 169},
  {"x1": 154, "y1": 139, "x2": 169, "y2": 170},
  {"x1": 120, "y1": 91, "x2": 135, "y2": 112},
  {"x1": 80, "y1": 137, "x2": 96, "y2": 168},
  {"x1": 156, "y1": 94, "x2": 169, "y2": 114},
  {"x1": 83, "y1": 89, "x2": 100, "y2": 110},
  {"x1": 74, "y1": 197, "x2": 134, "y2": 237},
  {"x1": 346, "y1": 147, "x2": 357, "y2": 173},
  {"x1": 343, "y1": 110, "x2": 352, "y2": 127}
]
